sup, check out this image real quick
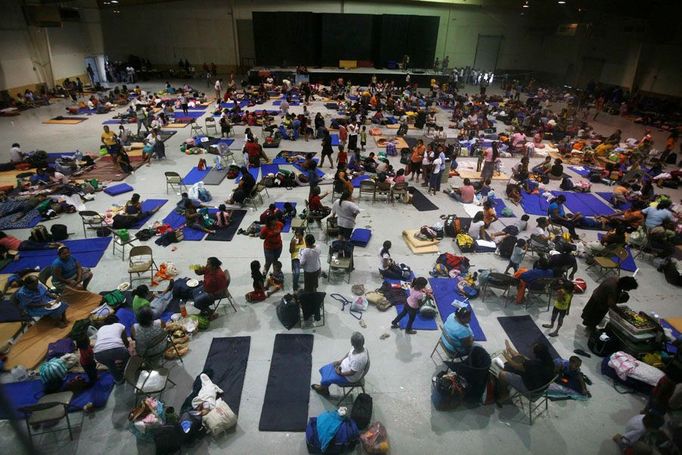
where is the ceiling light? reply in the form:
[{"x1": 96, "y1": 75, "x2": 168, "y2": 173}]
[
  {"x1": 557, "y1": 1, "x2": 566, "y2": 4},
  {"x1": 522, "y1": 3, "x2": 529, "y2": 8}
]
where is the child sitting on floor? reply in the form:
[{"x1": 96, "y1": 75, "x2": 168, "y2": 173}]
[
  {"x1": 245, "y1": 260, "x2": 266, "y2": 302},
  {"x1": 265, "y1": 261, "x2": 285, "y2": 297},
  {"x1": 554, "y1": 356, "x2": 590, "y2": 396}
]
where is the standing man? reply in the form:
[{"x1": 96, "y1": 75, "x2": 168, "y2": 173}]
[
  {"x1": 299, "y1": 234, "x2": 322, "y2": 292},
  {"x1": 87, "y1": 63, "x2": 95, "y2": 84}
]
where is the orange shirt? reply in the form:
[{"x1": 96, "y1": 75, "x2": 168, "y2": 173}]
[{"x1": 411, "y1": 145, "x2": 425, "y2": 163}]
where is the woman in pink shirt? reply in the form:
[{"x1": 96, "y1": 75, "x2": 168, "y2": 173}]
[{"x1": 391, "y1": 277, "x2": 431, "y2": 334}]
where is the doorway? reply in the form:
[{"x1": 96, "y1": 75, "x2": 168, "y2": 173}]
[
  {"x1": 84, "y1": 55, "x2": 107, "y2": 84},
  {"x1": 473, "y1": 35, "x2": 503, "y2": 72}
]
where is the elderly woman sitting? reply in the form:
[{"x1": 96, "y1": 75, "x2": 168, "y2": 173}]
[
  {"x1": 311, "y1": 332, "x2": 369, "y2": 397},
  {"x1": 131, "y1": 306, "x2": 167, "y2": 365},
  {"x1": 15, "y1": 275, "x2": 68, "y2": 327}
]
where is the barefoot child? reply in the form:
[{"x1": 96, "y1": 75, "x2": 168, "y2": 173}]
[
  {"x1": 542, "y1": 280, "x2": 574, "y2": 337},
  {"x1": 265, "y1": 260, "x2": 285, "y2": 296}
]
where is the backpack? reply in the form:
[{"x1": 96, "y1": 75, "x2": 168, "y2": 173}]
[
  {"x1": 306, "y1": 416, "x2": 359, "y2": 454},
  {"x1": 96, "y1": 227, "x2": 111, "y2": 237},
  {"x1": 587, "y1": 328, "x2": 617, "y2": 357},
  {"x1": 399, "y1": 148, "x2": 410, "y2": 165},
  {"x1": 30, "y1": 225, "x2": 52, "y2": 243},
  {"x1": 497, "y1": 235, "x2": 517, "y2": 259},
  {"x1": 276, "y1": 294, "x2": 300, "y2": 330},
  {"x1": 431, "y1": 370, "x2": 467, "y2": 411},
  {"x1": 560, "y1": 176, "x2": 574, "y2": 191},
  {"x1": 103, "y1": 290, "x2": 126, "y2": 308},
  {"x1": 50, "y1": 224, "x2": 68, "y2": 241},
  {"x1": 418, "y1": 225, "x2": 437, "y2": 240},
  {"x1": 419, "y1": 296, "x2": 438, "y2": 318},
  {"x1": 456, "y1": 233, "x2": 474, "y2": 252},
  {"x1": 350, "y1": 393, "x2": 373, "y2": 430},
  {"x1": 435, "y1": 253, "x2": 470, "y2": 274},
  {"x1": 443, "y1": 215, "x2": 461, "y2": 237}
]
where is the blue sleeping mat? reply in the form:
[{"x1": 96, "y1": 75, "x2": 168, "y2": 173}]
[
  {"x1": 235, "y1": 167, "x2": 259, "y2": 183},
  {"x1": 429, "y1": 277, "x2": 486, "y2": 341},
  {"x1": 350, "y1": 228, "x2": 371, "y2": 247},
  {"x1": 129, "y1": 199, "x2": 168, "y2": 229},
  {"x1": 551, "y1": 191, "x2": 616, "y2": 217},
  {"x1": 2, "y1": 238, "x2": 112, "y2": 273},
  {"x1": 103, "y1": 183, "x2": 134, "y2": 196},
  {"x1": 182, "y1": 166, "x2": 211, "y2": 185},
  {"x1": 520, "y1": 191, "x2": 550, "y2": 216},
  {"x1": 384, "y1": 279, "x2": 437, "y2": 330},
  {"x1": 351, "y1": 175, "x2": 370, "y2": 188},
  {"x1": 260, "y1": 164, "x2": 280, "y2": 176},
  {"x1": 0, "y1": 372, "x2": 115, "y2": 420},
  {"x1": 596, "y1": 192, "x2": 631, "y2": 211}
]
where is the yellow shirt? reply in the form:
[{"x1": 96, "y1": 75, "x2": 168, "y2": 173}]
[
  {"x1": 553, "y1": 291, "x2": 572, "y2": 311},
  {"x1": 101, "y1": 131, "x2": 117, "y2": 146},
  {"x1": 290, "y1": 238, "x2": 304, "y2": 260}
]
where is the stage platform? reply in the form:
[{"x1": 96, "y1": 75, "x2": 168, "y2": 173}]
[{"x1": 247, "y1": 66, "x2": 449, "y2": 85}]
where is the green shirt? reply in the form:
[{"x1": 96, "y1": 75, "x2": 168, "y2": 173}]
[
  {"x1": 553, "y1": 292, "x2": 572, "y2": 311},
  {"x1": 132, "y1": 295, "x2": 150, "y2": 314}
]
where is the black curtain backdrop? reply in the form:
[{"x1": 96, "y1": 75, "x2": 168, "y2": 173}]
[{"x1": 253, "y1": 12, "x2": 438, "y2": 68}]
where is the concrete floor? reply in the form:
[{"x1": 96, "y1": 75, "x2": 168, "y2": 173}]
[{"x1": 0, "y1": 80, "x2": 679, "y2": 455}]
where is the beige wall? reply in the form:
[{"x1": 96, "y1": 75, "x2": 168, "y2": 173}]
[{"x1": 0, "y1": 0, "x2": 103, "y2": 93}]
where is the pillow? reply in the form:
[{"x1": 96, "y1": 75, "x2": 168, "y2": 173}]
[{"x1": 202, "y1": 399, "x2": 237, "y2": 435}]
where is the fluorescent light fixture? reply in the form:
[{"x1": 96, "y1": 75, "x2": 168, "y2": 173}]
[{"x1": 557, "y1": 0, "x2": 566, "y2": 3}]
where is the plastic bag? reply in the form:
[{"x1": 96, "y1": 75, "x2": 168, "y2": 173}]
[
  {"x1": 360, "y1": 422, "x2": 389, "y2": 454},
  {"x1": 351, "y1": 296, "x2": 368, "y2": 312}
]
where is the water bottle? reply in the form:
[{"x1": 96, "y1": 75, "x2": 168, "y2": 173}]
[{"x1": 180, "y1": 300, "x2": 188, "y2": 318}]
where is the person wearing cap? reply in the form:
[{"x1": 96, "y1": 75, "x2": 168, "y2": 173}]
[
  {"x1": 312, "y1": 332, "x2": 369, "y2": 397},
  {"x1": 441, "y1": 306, "x2": 474, "y2": 358},
  {"x1": 192, "y1": 257, "x2": 229, "y2": 319}
]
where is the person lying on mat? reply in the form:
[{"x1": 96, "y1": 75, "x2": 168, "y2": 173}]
[
  {"x1": 192, "y1": 257, "x2": 229, "y2": 320},
  {"x1": 441, "y1": 306, "x2": 474, "y2": 358},
  {"x1": 0, "y1": 231, "x2": 61, "y2": 252},
  {"x1": 176, "y1": 192, "x2": 206, "y2": 213},
  {"x1": 131, "y1": 281, "x2": 174, "y2": 318},
  {"x1": 51, "y1": 246, "x2": 93, "y2": 292},
  {"x1": 14, "y1": 275, "x2": 69, "y2": 327},
  {"x1": 496, "y1": 341, "x2": 555, "y2": 402},
  {"x1": 312, "y1": 332, "x2": 369, "y2": 396}
]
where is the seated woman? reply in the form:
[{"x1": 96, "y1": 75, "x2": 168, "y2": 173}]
[
  {"x1": 506, "y1": 182, "x2": 522, "y2": 205},
  {"x1": 648, "y1": 221, "x2": 677, "y2": 258},
  {"x1": 131, "y1": 282, "x2": 174, "y2": 318},
  {"x1": 311, "y1": 332, "x2": 369, "y2": 396},
  {"x1": 15, "y1": 275, "x2": 68, "y2": 327},
  {"x1": 214, "y1": 204, "x2": 232, "y2": 228},
  {"x1": 333, "y1": 165, "x2": 354, "y2": 196},
  {"x1": 514, "y1": 256, "x2": 555, "y2": 304},
  {"x1": 584, "y1": 222, "x2": 626, "y2": 258},
  {"x1": 468, "y1": 211, "x2": 489, "y2": 241},
  {"x1": 363, "y1": 153, "x2": 378, "y2": 173},
  {"x1": 549, "y1": 158, "x2": 564, "y2": 180},
  {"x1": 497, "y1": 341, "x2": 555, "y2": 400},
  {"x1": 441, "y1": 306, "x2": 474, "y2": 358},
  {"x1": 192, "y1": 257, "x2": 229, "y2": 319},
  {"x1": 0, "y1": 231, "x2": 60, "y2": 252},
  {"x1": 130, "y1": 306, "x2": 167, "y2": 365},
  {"x1": 51, "y1": 246, "x2": 93, "y2": 292},
  {"x1": 226, "y1": 166, "x2": 257, "y2": 205},
  {"x1": 93, "y1": 315, "x2": 129, "y2": 384},
  {"x1": 308, "y1": 186, "x2": 331, "y2": 222},
  {"x1": 531, "y1": 156, "x2": 552, "y2": 177},
  {"x1": 183, "y1": 200, "x2": 215, "y2": 234},
  {"x1": 548, "y1": 195, "x2": 582, "y2": 239}
]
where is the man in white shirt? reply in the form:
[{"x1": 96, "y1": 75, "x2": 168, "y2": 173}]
[
  {"x1": 312, "y1": 332, "x2": 369, "y2": 396},
  {"x1": 299, "y1": 234, "x2": 321, "y2": 292},
  {"x1": 428, "y1": 153, "x2": 443, "y2": 195},
  {"x1": 214, "y1": 79, "x2": 222, "y2": 101},
  {"x1": 10, "y1": 143, "x2": 23, "y2": 162}
]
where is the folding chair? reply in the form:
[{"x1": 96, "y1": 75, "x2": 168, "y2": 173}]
[
  {"x1": 189, "y1": 119, "x2": 203, "y2": 137},
  {"x1": 243, "y1": 183, "x2": 268, "y2": 209},
  {"x1": 390, "y1": 181, "x2": 408, "y2": 203},
  {"x1": 211, "y1": 287, "x2": 238, "y2": 315},
  {"x1": 18, "y1": 391, "x2": 75, "y2": 442},
  {"x1": 509, "y1": 375, "x2": 557, "y2": 425},
  {"x1": 124, "y1": 355, "x2": 175, "y2": 399},
  {"x1": 374, "y1": 182, "x2": 392, "y2": 203},
  {"x1": 165, "y1": 171, "x2": 187, "y2": 194},
  {"x1": 358, "y1": 179, "x2": 376, "y2": 204},
  {"x1": 523, "y1": 277, "x2": 556, "y2": 310},
  {"x1": 205, "y1": 116, "x2": 218, "y2": 135},
  {"x1": 481, "y1": 272, "x2": 519, "y2": 304},
  {"x1": 128, "y1": 246, "x2": 158, "y2": 283},
  {"x1": 588, "y1": 246, "x2": 629, "y2": 280},
  {"x1": 78, "y1": 210, "x2": 105, "y2": 238},
  {"x1": 298, "y1": 291, "x2": 326, "y2": 327},
  {"x1": 335, "y1": 353, "x2": 370, "y2": 406},
  {"x1": 328, "y1": 245, "x2": 354, "y2": 283},
  {"x1": 111, "y1": 228, "x2": 137, "y2": 261}
]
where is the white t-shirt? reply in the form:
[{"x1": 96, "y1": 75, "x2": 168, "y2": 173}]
[
  {"x1": 94, "y1": 323, "x2": 126, "y2": 353},
  {"x1": 299, "y1": 245, "x2": 321, "y2": 273},
  {"x1": 340, "y1": 348, "x2": 369, "y2": 383},
  {"x1": 378, "y1": 250, "x2": 390, "y2": 271},
  {"x1": 432, "y1": 157, "x2": 443, "y2": 174},
  {"x1": 332, "y1": 200, "x2": 360, "y2": 229},
  {"x1": 468, "y1": 220, "x2": 485, "y2": 239},
  {"x1": 535, "y1": 226, "x2": 548, "y2": 237},
  {"x1": 214, "y1": 81, "x2": 221, "y2": 91},
  {"x1": 10, "y1": 146, "x2": 22, "y2": 162}
]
